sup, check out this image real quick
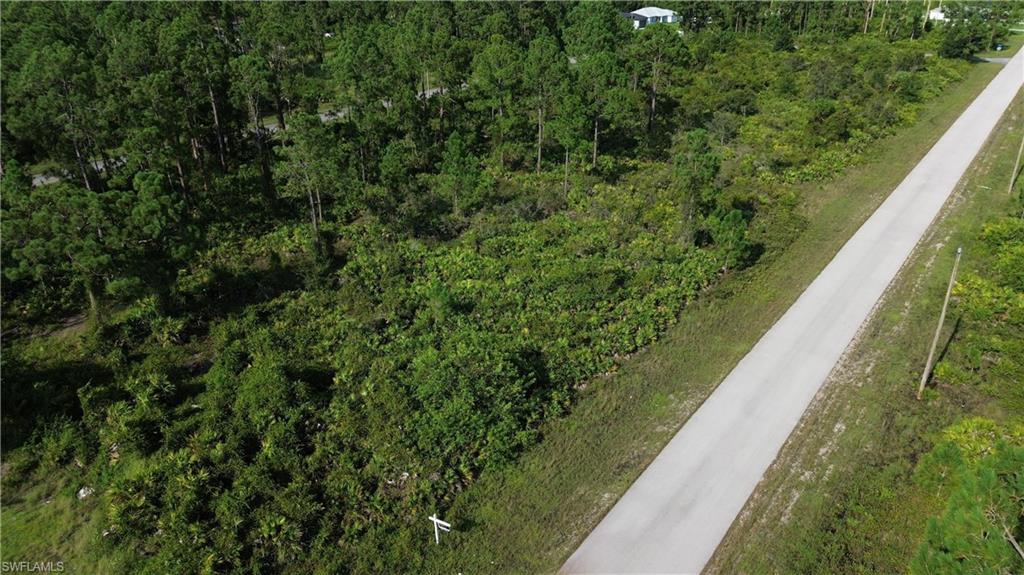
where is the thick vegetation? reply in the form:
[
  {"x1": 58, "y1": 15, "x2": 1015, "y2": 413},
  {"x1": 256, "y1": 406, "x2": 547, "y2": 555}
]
[
  {"x1": 0, "y1": 1, "x2": 1017, "y2": 573},
  {"x1": 913, "y1": 213, "x2": 1024, "y2": 574}
]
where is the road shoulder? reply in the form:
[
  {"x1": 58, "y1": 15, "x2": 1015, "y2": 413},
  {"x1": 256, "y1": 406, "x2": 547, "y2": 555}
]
[{"x1": 706, "y1": 90, "x2": 1024, "y2": 575}]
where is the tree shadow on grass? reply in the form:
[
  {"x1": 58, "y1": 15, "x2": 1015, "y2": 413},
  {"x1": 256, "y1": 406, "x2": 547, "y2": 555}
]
[
  {"x1": 171, "y1": 263, "x2": 304, "y2": 323},
  {"x1": 0, "y1": 356, "x2": 113, "y2": 453}
]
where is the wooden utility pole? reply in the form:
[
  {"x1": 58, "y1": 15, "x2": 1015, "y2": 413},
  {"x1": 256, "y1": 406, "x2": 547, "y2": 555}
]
[
  {"x1": 1005, "y1": 524, "x2": 1024, "y2": 562},
  {"x1": 917, "y1": 246, "x2": 962, "y2": 400},
  {"x1": 1008, "y1": 128, "x2": 1024, "y2": 196}
]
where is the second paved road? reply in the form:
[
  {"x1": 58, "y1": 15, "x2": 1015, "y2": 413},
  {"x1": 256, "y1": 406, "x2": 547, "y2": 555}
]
[{"x1": 562, "y1": 49, "x2": 1024, "y2": 574}]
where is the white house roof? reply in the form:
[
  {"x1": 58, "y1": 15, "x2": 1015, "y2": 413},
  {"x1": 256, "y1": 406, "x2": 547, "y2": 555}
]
[{"x1": 631, "y1": 7, "x2": 677, "y2": 18}]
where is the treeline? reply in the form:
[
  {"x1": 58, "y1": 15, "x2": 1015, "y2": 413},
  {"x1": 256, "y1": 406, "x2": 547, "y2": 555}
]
[
  {"x1": 3, "y1": 1, "x2": 1013, "y2": 320},
  {"x1": 0, "y1": 1, "x2": 1017, "y2": 573}
]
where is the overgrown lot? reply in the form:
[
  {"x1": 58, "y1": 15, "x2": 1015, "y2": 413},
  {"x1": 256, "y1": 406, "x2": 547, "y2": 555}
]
[{"x1": 1, "y1": 3, "x2": 1017, "y2": 573}]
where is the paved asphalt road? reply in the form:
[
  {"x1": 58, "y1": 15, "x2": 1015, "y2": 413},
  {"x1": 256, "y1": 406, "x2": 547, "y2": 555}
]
[{"x1": 562, "y1": 49, "x2": 1023, "y2": 575}]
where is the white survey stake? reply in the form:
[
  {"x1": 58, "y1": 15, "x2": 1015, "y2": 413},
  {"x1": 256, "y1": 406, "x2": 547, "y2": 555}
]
[{"x1": 428, "y1": 515, "x2": 451, "y2": 545}]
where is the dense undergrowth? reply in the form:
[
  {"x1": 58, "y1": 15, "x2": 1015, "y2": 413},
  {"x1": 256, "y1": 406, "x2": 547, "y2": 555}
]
[{"x1": 913, "y1": 210, "x2": 1024, "y2": 573}]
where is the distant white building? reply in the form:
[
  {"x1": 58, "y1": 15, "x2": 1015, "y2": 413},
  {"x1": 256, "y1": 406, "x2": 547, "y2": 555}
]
[
  {"x1": 623, "y1": 7, "x2": 679, "y2": 29},
  {"x1": 927, "y1": 7, "x2": 947, "y2": 22}
]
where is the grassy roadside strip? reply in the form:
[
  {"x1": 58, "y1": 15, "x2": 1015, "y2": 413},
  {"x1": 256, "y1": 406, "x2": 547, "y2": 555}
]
[
  {"x1": 419, "y1": 58, "x2": 1014, "y2": 574},
  {"x1": 0, "y1": 472, "x2": 128, "y2": 574},
  {"x1": 976, "y1": 32, "x2": 1023, "y2": 58},
  {"x1": 707, "y1": 91, "x2": 1024, "y2": 574}
]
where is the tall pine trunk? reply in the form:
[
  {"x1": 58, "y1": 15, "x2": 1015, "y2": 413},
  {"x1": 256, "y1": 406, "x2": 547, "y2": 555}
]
[
  {"x1": 85, "y1": 281, "x2": 98, "y2": 320},
  {"x1": 307, "y1": 189, "x2": 319, "y2": 234},
  {"x1": 498, "y1": 105, "x2": 505, "y2": 169},
  {"x1": 880, "y1": 0, "x2": 890, "y2": 37},
  {"x1": 72, "y1": 136, "x2": 93, "y2": 192},
  {"x1": 358, "y1": 146, "x2": 367, "y2": 183},
  {"x1": 275, "y1": 92, "x2": 287, "y2": 131},
  {"x1": 248, "y1": 96, "x2": 275, "y2": 200},
  {"x1": 175, "y1": 156, "x2": 191, "y2": 207},
  {"x1": 207, "y1": 77, "x2": 227, "y2": 170},
  {"x1": 198, "y1": 40, "x2": 227, "y2": 170},
  {"x1": 61, "y1": 83, "x2": 94, "y2": 191},
  {"x1": 563, "y1": 148, "x2": 570, "y2": 193},
  {"x1": 649, "y1": 63, "x2": 659, "y2": 133},
  {"x1": 536, "y1": 106, "x2": 544, "y2": 173}
]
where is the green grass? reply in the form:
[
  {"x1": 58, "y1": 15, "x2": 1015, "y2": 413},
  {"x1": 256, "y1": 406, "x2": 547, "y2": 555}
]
[
  {"x1": 706, "y1": 93, "x2": 1024, "y2": 573},
  {"x1": 418, "y1": 59, "x2": 1014, "y2": 574},
  {"x1": 976, "y1": 31, "x2": 1023, "y2": 58},
  {"x1": 26, "y1": 158, "x2": 60, "y2": 176},
  {"x1": 257, "y1": 101, "x2": 343, "y2": 130},
  {"x1": 0, "y1": 471, "x2": 127, "y2": 574}
]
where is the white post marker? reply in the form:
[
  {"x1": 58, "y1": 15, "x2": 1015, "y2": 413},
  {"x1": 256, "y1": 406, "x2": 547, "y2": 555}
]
[{"x1": 428, "y1": 515, "x2": 451, "y2": 545}]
